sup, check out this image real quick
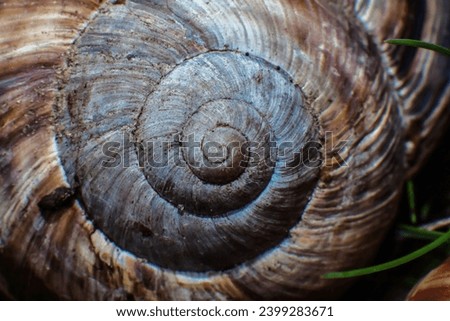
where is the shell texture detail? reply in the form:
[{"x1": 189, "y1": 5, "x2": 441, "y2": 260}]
[
  {"x1": 0, "y1": 0, "x2": 449, "y2": 299},
  {"x1": 408, "y1": 258, "x2": 450, "y2": 300}
]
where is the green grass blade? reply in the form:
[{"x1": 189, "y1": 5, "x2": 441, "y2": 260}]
[
  {"x1": 323, "y1": 228, "x2": 450, "y2": 279},
  {"x1": 385, "y1": 39, "x2": 450, "y2": 56},
  {"x1": 407, "y1": 180, "x2": 417, "y2": 224},
  {"x1": 399, "y1": 224, "x2": 446, "y2": 241},
  {"x1": 420, "y1": 203, "x2": 431, "y2": 221}
]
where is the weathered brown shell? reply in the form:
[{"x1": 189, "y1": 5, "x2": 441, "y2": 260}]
[
  {"x1": 408, "y1": 258, "x2": 450, "y2": 300},
  {"x1": 0, "y1": 0, "x2": 449, "y2": 300}
]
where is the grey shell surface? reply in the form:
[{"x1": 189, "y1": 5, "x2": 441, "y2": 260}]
[{"x1": 0, "y1": 0, "x2": 449, "y2": 299}]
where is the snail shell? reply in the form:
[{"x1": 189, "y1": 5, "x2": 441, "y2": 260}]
[
  {"x1": 0, "y1": 0, "x2": 449, "y2": 299},
  {"x1": 408, "y1": 258, "x2": 450, "y2": 300}
]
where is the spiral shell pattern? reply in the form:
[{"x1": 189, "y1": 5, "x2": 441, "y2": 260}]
[
  {"x1": 58, "y1": 12, "x2": 321, "y2": 271},
  {"x1": 0, "y1": 0, "x2": 449, "y2": 299}
]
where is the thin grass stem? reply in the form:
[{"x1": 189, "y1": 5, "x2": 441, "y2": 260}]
[
  {"x1": 385, "y1": 39, "x2": 450, "y2": 56},
  {"x1": 323, "y1": 228, "x2": 450, "y2": 279}
]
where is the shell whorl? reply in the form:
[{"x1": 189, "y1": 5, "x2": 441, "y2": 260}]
[
  {"x1": 0, "y1": 0, "x2": 449, "y2": 299},
  {"x1": 61, "y1": 37, "x2": 320, "y2": 271}
]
